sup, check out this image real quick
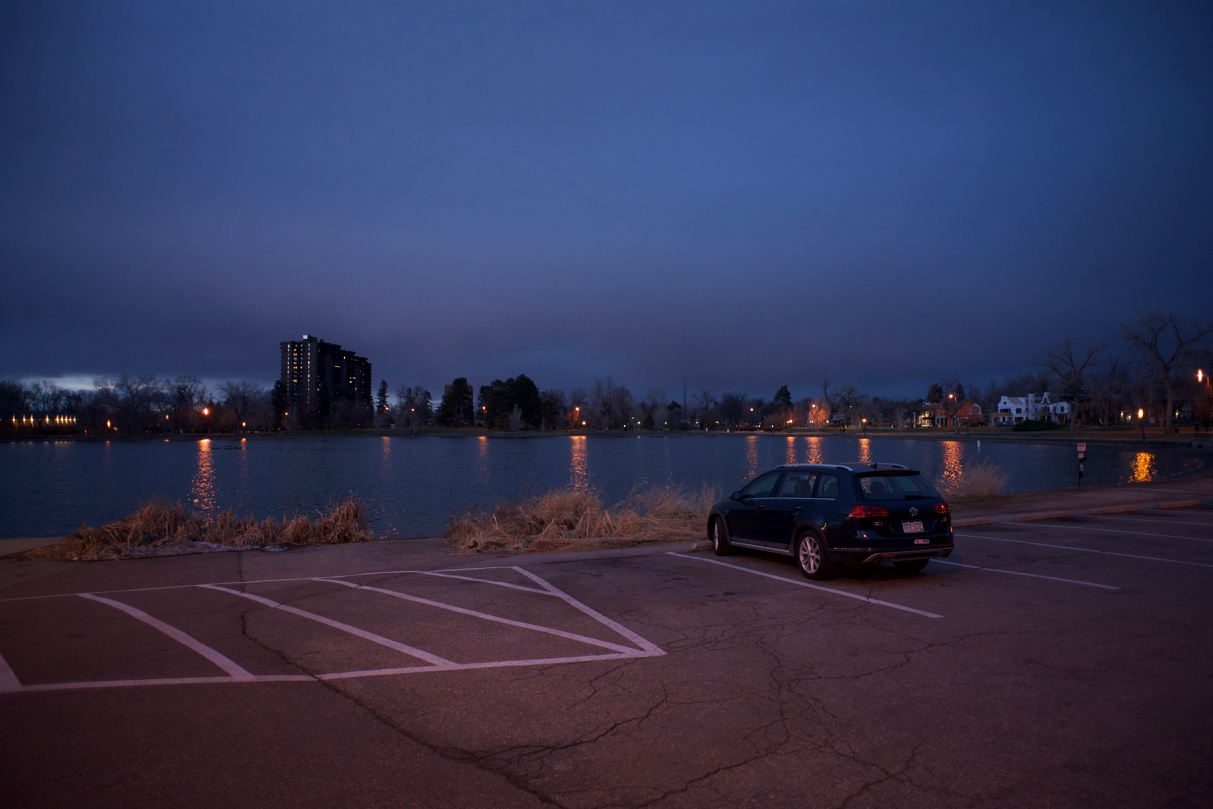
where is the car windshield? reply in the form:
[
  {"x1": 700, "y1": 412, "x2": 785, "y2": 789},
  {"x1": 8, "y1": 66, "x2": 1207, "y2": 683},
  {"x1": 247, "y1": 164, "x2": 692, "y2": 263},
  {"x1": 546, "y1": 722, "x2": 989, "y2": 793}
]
[{"x1": 854, "y1": 473, "x2": 939, "y2": 500}]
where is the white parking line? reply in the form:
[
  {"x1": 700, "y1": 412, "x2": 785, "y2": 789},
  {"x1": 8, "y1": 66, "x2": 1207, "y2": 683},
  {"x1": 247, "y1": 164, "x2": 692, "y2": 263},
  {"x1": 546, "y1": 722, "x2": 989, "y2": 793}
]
[
  {"x1": 670, "y1": 554, "x2": 943, "y2": 618},
  {"x1": 0, "y1": 651, "x2": 20, "y2": 692},
  {"x1": 317, "y1": 577, "x2": 643, "y2": 655},
  {"x1": 199, "y1": 584, "x2": 454, "y2": 666},
  {"x1": 16, "y1": 674, "x2": 314, "y2": 693},
  {"x1": 1, "y1": 569, "x2": 664, "y2": 694},
  {"x1": 1004, "y1": 522, "x2": 1213, "y2": 543},
  {"x1": 514, "y1": 567, "x2": 665, "y2": 655},
  {"x1": 931, "y1": 560, "x2": 1119, "y2": 590},
  {"x1": 0, "y1": 565, "x2": 551, "y2": 603},
  {"x1": 320, "y1": 652, "x2": 648, "y2": 681},
  {"x1": 956, "y1": 533, "x2": 1213, "y2": 568},
  {"x1": 79, "y1": 593, "x2": 254, "y2": 678},
  {"x1": 1092, "y1": 515, "x2": 1213, "y2": 528}
]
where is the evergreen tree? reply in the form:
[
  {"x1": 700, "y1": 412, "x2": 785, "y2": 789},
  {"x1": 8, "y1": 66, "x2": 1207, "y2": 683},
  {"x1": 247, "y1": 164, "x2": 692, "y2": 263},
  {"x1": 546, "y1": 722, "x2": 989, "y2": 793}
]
[
  {"x1": 376, "y1": 380, "x2": 389, "y2": 415},
  {"x1": 773, "y1": 385, "x2": 793, "y2": 412},
  {"x1": 436, "y1": 378, "x2": 474, "y2": 427}
]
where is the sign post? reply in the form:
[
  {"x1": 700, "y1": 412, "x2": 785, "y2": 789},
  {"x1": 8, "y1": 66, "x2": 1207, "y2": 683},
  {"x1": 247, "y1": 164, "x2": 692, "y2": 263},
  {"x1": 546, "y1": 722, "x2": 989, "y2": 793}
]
[{"x1": 1077, "y1": 443, "x2": 1086, "y2": 482}]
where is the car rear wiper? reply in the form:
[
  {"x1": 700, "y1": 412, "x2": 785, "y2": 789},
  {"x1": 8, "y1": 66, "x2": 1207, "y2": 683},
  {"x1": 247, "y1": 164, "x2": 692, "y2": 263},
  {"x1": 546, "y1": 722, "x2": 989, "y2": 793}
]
[{"x1": 903, "y1": 495, "x2": 931, "y2": 500}]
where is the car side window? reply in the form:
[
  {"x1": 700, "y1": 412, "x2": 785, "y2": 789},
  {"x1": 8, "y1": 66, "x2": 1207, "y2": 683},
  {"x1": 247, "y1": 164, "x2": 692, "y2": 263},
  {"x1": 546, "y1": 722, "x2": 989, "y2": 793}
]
[
  {"x1": 741, "y1": 471, "x2": 782, "y2": 499},
  {"x1": 776, "y1": 471, "x2": 816, "y2": 498},
  {"x1": 816, "y1": 474, "x2": 840, "y2": 499}
]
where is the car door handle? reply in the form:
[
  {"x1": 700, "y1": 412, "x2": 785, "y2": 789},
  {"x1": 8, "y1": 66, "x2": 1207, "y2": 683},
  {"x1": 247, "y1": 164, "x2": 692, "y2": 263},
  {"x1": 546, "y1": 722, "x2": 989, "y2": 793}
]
[
  {"x1": 792, "y1": 506, "x2": 802, "y2": 511},
  {"x1": 756, "y1": 505, "x2": 765, "y2": 509}
]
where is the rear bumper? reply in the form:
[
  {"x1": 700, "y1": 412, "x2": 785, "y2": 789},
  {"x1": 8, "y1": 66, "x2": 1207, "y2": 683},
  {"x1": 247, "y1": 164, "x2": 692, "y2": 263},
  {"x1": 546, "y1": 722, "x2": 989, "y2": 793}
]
[{"x1": 828, "y1": 542, "x2": 954, "y2": 565}]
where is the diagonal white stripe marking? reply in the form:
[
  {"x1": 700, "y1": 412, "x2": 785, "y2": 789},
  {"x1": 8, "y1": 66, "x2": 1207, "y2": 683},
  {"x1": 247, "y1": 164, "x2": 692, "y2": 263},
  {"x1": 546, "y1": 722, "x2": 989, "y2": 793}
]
[
  {"x1": 931, "y1": 559, "x2": 1120, "y2": 590},
  {"x1": 956, "y1": 534, "x2": 1213, "y2": 568},
  {"x1": 512, "y1": 567, "x2": 666, "y2": 654},
  {"x1": 0, "y1": 650, "x2": 21, "y2": 692},
  {"x1": 316, "y1": 578, "x2": 641, "y2": 655},
  {"x1": 80, "y1": 593, "x2": 253, "y2": 678},
  {"x1": 415, "y1": 571, "x2": 554, "y2": 595},
  {"x1": 198, "y1": 585, "x2": 453, "y2": 666},
  {"x1": 668, "y1": 554, "x2": 943, "y2": 618},
  {"x1": 1007, "y1": 522, "x2": 1213, "y2": 543},
  {"x1": 320, "y1": 651, "x2": 657, "y2": 680}
]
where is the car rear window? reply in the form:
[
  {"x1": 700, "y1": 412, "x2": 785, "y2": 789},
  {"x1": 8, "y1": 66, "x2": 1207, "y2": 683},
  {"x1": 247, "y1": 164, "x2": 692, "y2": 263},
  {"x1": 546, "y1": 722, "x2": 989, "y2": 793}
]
[{"x1": 854, "y1": 473, "x2": 939, "y2": 500}]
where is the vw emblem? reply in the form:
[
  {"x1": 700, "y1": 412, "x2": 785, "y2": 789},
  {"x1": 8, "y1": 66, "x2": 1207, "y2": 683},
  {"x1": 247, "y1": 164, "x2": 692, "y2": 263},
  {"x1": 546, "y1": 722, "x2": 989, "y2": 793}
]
[{"x1": 909, "y1": 507, "x2": 918, "y2": 517}]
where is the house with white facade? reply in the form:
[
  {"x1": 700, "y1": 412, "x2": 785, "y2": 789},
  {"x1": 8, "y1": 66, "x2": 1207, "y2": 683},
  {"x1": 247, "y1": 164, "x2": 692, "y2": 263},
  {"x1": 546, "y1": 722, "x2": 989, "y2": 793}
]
[{"x1": 995, "y1": 392, "x2": 1069, "y2": 425}]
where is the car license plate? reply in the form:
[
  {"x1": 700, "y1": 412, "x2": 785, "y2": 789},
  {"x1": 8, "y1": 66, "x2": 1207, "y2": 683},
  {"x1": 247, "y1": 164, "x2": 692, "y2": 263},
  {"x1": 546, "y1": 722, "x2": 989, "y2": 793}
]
[
  {"x1": 914, "y1": 538, "x2": 930, "y2": 545},
  {"x1": 903, "y1": 521, "x2": 924, "y2": 533}
]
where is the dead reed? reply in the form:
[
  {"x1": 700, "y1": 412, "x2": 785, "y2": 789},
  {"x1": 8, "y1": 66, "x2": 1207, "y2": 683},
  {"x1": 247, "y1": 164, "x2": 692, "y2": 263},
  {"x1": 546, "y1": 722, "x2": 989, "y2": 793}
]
[
  {"x1": 948, "y1": 460, "x2": 1010, "y2": 498},
  {"x1": 25, "y1": 495, "x2": 376, "y2": 561},
  {"x1": 445, "y1": 481, "x2": 717, "y2": 553}
]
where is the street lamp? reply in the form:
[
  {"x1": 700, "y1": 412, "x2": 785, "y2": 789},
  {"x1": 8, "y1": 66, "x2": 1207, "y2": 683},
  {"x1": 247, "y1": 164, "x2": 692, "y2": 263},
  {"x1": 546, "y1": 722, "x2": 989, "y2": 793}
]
[{"x1": 1138, "y1": 408, "x2": 1145, "y2": 439}]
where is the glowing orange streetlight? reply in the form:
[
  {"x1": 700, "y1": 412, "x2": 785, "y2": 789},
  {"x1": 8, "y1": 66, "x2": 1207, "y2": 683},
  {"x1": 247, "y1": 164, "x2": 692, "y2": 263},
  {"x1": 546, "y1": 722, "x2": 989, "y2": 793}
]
[{"x1": 1138, "y1": 408, "x2": 1145, "y2": 439}]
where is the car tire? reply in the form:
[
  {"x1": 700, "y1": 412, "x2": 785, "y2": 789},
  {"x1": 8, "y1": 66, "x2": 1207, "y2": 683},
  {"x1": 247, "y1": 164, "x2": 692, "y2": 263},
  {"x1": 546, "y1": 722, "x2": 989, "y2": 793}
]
[
  {"x1": 711, "y1": 517, "x2": 732, "y2": 556},
  {"x1": 894, "y1": 559, "x2": 929, "y2": 573},
  {"x1": 795, "y1": 531, "x2": 835, "y2": 580}
]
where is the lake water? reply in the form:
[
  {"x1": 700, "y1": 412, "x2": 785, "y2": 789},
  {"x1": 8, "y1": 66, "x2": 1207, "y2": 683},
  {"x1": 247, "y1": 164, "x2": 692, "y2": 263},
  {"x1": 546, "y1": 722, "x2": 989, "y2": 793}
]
[{"x1": 0, "y1": 434, "x2": 1201, "y2": 539}]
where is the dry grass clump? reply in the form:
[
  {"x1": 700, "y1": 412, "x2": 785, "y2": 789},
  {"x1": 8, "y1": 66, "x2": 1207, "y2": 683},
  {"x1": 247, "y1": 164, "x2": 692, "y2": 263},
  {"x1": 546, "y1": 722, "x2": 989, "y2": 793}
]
[
  {"x1": 445, "y1": 481, "x2": 717, "y2": 553},
  {"x1": 25, "y1": 496, "x2": 376, "y2": 561},
  {"x1": 948, "y1": 461, "x2": 1010, "y2": 498}
]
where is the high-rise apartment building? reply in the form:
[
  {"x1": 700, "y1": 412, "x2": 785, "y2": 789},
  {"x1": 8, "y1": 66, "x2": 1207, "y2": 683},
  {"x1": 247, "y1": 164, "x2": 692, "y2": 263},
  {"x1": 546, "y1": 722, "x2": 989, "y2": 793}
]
[{"x1": 279, "y1": 334, "x2": 373, "y2": 415}]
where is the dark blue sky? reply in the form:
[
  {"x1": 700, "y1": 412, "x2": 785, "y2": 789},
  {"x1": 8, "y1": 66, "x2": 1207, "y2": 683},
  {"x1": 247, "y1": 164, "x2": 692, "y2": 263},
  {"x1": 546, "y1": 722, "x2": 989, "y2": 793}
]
[{"x1": 2, "y1": 1, "x2": 1210, "y2": 400}]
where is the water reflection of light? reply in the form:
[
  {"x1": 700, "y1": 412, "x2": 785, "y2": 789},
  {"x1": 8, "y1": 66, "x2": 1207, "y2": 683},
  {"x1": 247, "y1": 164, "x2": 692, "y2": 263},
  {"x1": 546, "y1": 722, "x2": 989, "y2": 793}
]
[
  {"x1": 191, "y1": 438, "x2": 215, "y2": 513},
  {"x1": 806, "y1": 436, "x2": 823, "y2": 464},
  {"x1": 744, "y1": 435, "x2": 760, "y2": 480},
  {"x1": 1132, "y1": 452, "x2": 1155, "y2": 482},
  {"x1": 856, "y1": 439, "x2": 871, "y2": 464},
  {"x1": 939, "y1": 441, "x2": 964, "y2": 497},
  {"x1": 570, "y1": 436, "x2": 589, "y2": 489},
  {"x1": 478, "y1": 435, "x2": 490, "y2": 475},
  {"x1": 786, "y1": 436, "x2": 797, "y2": 465}
]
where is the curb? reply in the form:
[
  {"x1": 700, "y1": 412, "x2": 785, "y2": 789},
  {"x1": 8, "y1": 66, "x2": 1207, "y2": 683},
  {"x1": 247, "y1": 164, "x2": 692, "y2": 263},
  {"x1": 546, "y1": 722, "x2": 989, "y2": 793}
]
[
  {"x1": 1017, "y1": 511, "x2": 1072, "y2": 522},
  {"x1": 954, "y1": 499, "x2": 1210, "y2": 527}
]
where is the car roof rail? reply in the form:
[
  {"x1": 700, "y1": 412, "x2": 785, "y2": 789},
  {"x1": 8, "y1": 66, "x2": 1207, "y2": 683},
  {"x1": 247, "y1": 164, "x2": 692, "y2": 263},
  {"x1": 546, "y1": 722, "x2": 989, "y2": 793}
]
[{"x1": 834, "y1": 464, "x2": 853, "y2": 471}]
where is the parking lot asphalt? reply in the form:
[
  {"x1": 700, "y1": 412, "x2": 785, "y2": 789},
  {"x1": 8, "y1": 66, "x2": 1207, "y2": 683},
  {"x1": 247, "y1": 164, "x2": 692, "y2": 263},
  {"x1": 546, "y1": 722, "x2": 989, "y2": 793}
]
[{"x1": 3, "y1": 508, "x2": 1212, "y2": 808}]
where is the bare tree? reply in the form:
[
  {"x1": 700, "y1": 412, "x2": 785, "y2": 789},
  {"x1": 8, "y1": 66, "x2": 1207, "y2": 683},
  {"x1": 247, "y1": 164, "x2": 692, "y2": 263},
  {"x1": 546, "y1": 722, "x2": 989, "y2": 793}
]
[
  {"x1": 168, "y1": 375, "x2": 206, "y2": 433},
  {"x1": 508, "y1": 404, "x2": 524, "y2": 432},
  {"x1": 395, "y1": 385, "x2": 431, "y2": 435},
  {"x1": 1120, "y1": 311, "x2": 1213, "y2": 434},
  {"x1": 718, "y1": 392, "x2": 748, "y2": 428},
  {"x1": 643, "y1": 387, "x2": 667, "y2": 430},
  {"x1": 590, "y1": 377, "x2": 618, "y2": 431},
  {"x1": 219, "y1": 380, "x2": 263, "y2": 434},
  {"x1": 1087, "y1": 349, "x2": 1131, "y2": 427},
  {"x1": 693, "y1": 389, "x2": 717, "y2": 430},
  {"x1": 0, "y1": 380, "x2": 29, "y2": 419},
  {"x1": 100, "y1": 374, "x2": 164, "y2": 435},
  {"x1": 1033, "y1": 339, "x2": 1106, "y2": 431},
  {"x1": 28, "y1": 381, "x2": 66, "y2": 413}
]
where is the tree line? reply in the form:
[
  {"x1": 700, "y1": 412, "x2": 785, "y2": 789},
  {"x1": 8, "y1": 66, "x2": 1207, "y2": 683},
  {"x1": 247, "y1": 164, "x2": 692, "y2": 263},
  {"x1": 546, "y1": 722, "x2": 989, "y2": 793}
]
[{"x1": 3, "y1": 310, "x2": 1209, "y2": 436}]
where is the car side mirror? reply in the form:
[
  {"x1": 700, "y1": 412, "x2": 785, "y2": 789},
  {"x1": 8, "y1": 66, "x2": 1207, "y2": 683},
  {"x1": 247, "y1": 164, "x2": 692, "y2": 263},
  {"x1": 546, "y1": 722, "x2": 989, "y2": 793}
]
[{"x1": 729, "y1": 490, "x2": 744, "y2": 502}]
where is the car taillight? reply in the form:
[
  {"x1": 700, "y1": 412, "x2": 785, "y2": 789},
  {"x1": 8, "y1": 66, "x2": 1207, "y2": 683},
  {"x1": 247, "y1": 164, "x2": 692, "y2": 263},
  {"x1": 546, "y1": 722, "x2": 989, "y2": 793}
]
[
  {"x1": 848, "y1": 505, "x2": 889, "y2": 518},
  {"x1": 935, "y1": 503, "x2": 950, "y2": 515}
]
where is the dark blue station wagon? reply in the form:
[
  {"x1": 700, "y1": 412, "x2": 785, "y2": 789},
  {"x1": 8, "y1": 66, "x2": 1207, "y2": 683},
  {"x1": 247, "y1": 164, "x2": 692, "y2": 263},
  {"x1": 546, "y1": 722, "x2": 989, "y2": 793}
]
[{"x1": 706, "y1": 462, "x2": 954, "y2": 579}]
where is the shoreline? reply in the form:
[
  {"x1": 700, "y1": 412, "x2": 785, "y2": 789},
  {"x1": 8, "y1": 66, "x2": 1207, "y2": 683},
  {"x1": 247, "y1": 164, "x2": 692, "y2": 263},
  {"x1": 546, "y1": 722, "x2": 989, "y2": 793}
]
[{"x1": 3, "y1": 427, "x2": 1210, "y2": 451}]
